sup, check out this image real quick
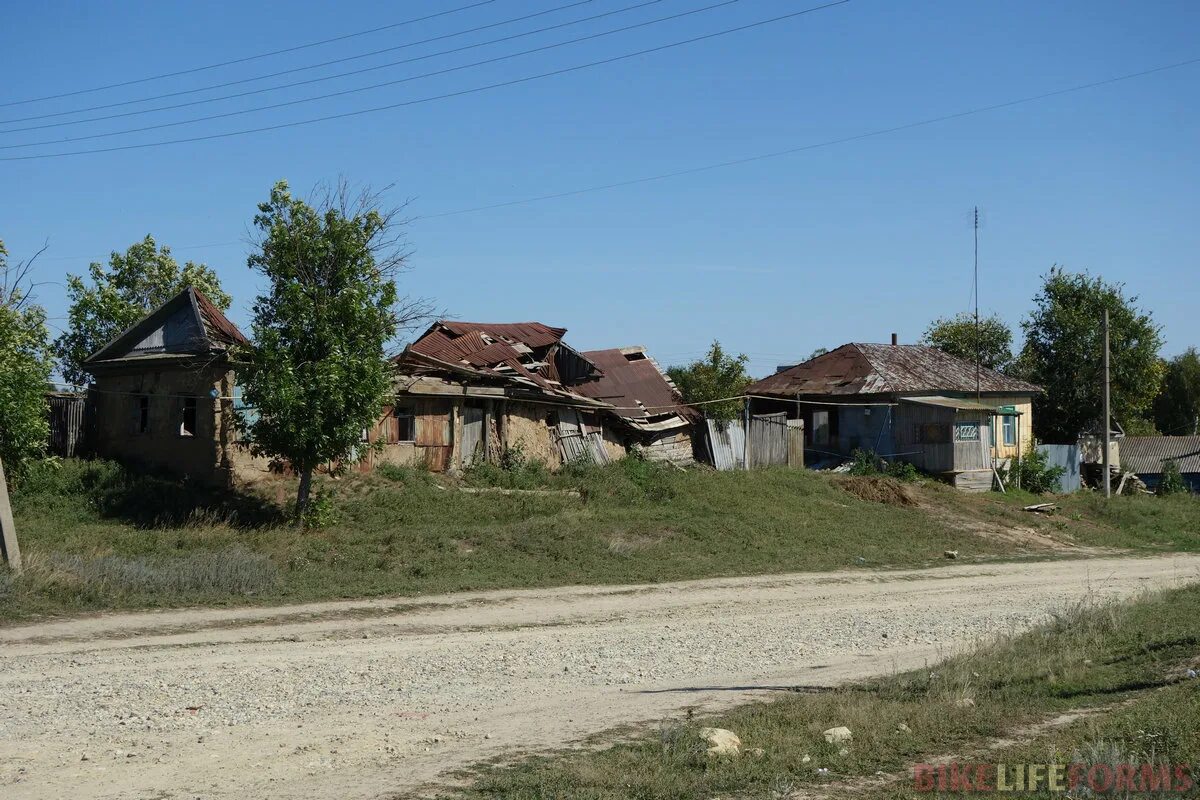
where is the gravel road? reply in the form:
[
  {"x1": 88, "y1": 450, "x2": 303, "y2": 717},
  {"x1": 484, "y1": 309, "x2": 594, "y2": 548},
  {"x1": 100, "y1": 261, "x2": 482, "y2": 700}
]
[{"x1": 2, "y1": 554, "x2": 1198, "y2": 800}]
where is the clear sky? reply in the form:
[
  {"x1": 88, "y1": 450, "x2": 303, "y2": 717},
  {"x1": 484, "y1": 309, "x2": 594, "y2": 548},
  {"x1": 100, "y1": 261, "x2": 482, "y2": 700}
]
[{"x1": 3, "y1": 0, "x2": 1197, "y2": 378}]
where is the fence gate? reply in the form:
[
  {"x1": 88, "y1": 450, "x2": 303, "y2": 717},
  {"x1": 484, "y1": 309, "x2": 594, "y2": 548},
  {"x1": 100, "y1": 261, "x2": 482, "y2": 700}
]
[{"x1": 749, "y1": 412, "x2": 788, "y2": 468}]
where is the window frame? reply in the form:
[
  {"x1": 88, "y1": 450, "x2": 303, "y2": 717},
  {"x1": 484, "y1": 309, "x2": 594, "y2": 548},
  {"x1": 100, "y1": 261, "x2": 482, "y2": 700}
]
[
  {"x1": 392, "y1": 404, "x2": 416, "y2": 443},
  {"x1": 179, "y1": 396, "x2": 198, "y2": 438}
]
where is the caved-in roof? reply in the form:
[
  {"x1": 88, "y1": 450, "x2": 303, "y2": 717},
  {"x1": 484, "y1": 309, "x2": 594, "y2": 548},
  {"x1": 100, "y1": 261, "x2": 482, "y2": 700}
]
[{"x1": 574, "y1": 347, "x2": 690, "y2": 422}]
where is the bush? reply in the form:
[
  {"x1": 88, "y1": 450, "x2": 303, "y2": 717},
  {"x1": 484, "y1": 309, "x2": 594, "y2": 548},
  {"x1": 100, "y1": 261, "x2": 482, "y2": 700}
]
[
  {"x1": 847, "y1": 448, "x2": 919, "y2": 482},
  {"x1": 1000, "y1": 446, "x2": 1066, "y2": 494},
  {"x1": 1157, "y1": 459, "x2": 1187, "y2": 496}
]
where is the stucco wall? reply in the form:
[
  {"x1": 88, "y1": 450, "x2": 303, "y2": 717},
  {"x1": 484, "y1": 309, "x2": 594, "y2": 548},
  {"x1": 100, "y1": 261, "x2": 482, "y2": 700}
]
[
  {"x1": 90, "y1": 364, "x2": 230, "y2": 484},
  {"x1": 502, "y1": 402, "x2": 563, "y2": 469}
]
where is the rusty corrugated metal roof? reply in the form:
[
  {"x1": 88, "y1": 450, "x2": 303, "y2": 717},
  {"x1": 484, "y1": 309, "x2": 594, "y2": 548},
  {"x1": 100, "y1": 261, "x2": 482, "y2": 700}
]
[
  {"x1": 440, "y1": 321, "x2": 566, "y2": 348},
  {"x1": 1120, "y1": 436, "x2": 1200, "y2": 475},
  {"x1": 746, "y1": 343, "x2": 1041, "y2": 398},
  {"x1": 194, "y1": 288, "x2": 248, "y2": 346},
  {"x1": 574, "y1": 347, "x2": 690, "y2": 422}
]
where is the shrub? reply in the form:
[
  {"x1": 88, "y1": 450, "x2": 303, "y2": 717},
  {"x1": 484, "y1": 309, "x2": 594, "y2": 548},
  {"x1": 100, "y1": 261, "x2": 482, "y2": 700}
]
[
  {"x1": 847, "y1": 448, "x2": 920, "y2": 482},
  {"x1": 1157, "y1": 459, "x2": 1187, "y2": 496},
  {"x1": 1000, "y1": 446, "x2": 1066, "y2": 494}
]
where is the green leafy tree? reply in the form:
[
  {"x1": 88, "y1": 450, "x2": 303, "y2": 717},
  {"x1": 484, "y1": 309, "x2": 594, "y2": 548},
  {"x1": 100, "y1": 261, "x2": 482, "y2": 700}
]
[
  {"x1": 0, "y1": 240, "x2": 53, "y2": 479},
  {"x1": 1154, "y1": 348, "x2": 1200, "y2": 436},
  {"x1": 1018, "y1": 267, "x2": 1164, "y2": 442},
  {"x1": 55, "y1": 235, "x2": 230, "y2": 386},
  {"x1": 667, "y1": 341, "x2": 752, "y2": 423},
  {"x1": 237, "y1": 180, "x2": 429, "y2": 519},
  {"x1": 922, "y1": 312, "x2": 1014, "y2": 371}
]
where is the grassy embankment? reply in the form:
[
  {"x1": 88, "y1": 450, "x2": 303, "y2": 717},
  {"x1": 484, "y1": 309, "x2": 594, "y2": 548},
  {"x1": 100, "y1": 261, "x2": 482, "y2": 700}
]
[
  {"x1": 448, "y1": 584, "x2": 1200, "y2": 799},
  {"x1": 1, "y1": 456, "x2": 1197, "y2": 622}
]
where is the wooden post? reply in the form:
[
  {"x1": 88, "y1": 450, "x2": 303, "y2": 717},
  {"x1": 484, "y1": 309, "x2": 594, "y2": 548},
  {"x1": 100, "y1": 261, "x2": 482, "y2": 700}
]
[
  {"x1": 1102, "y1": 309, "x2": 1111, "y2": 498},
  {"x1": 0, "y1": 456, "x2": 22, "y2": 574},
  {"x1": 742, "y1": 398, "x2": 751, "y2": 470}
]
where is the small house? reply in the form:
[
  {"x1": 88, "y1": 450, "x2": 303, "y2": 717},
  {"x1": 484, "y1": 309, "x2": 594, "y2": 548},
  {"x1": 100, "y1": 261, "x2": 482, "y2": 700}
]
[
  {"x1": 745, "y1": 340, "x2": 1042, "y2": 491},
  {"x1": 1115, "y1": 436, "x2": 1200, "y2": 493},
  {"x1": 83, "y1": 286, "x2": 250, "y2": 485}
]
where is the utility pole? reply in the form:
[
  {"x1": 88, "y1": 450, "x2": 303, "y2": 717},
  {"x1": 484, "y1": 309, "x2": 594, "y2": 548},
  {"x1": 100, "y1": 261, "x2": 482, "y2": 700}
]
[
  {"x1": 1102, "y1": 309, "x2": 1111, "y2": 499},
  {"x1": 0, "y1": 455, "x2": 21, "y2": 574},
  {"x1": 974, "y1": 206, "x2": 981, "y2": 403}
]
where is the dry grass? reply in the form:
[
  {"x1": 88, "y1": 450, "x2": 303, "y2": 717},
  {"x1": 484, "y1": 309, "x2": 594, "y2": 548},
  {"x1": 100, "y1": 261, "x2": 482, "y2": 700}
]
[
  {"x1": 835, "y1": 476, "x2": 920, "y2": 507},
  {"x1": 449, "y1": 585, "x2": 1200, "y2": 799}
]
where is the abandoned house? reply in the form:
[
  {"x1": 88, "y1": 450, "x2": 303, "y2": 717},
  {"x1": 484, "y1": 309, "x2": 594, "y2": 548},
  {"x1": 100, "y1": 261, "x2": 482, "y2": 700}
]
[
  {"x1": 83, "y1": 286, "x2": 250, "y2": 485},
  {"x1": 81, "y1": 289, "x2": 700, "y2": 483},
  {"x1": 390, "y1": 322, "x2": 699, "y2": 470},
  {"x1": 573, "y1": 346, "x2": 697, "y2": 464},
  {"x1": 745, "y1": 339, "x2": 1042, "y2": 491}
]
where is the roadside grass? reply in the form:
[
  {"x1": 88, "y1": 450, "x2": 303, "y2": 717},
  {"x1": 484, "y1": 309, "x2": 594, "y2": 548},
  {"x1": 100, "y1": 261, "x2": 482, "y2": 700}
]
[
  {"x1": 446, "y1": 584, "x2": 1200, "y2": 800},
  {"x1": 2, "y1": 455, "x2": 1196, "y2": 621},
  {"x1": 2, "y1": 458, "x2": 989, "y2": 620}
]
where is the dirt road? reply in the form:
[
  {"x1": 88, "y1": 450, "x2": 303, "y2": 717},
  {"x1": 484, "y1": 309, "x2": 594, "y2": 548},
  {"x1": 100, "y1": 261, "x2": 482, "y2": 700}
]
[{"x1": 2, "y1": 554, "x2": 1197, "y2": 799}]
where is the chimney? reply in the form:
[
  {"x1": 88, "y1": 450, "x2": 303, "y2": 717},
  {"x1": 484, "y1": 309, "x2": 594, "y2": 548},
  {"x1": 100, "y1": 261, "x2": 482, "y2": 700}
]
[{"x1": 891, "y1": 332, "x2": 898, "y2": 346}]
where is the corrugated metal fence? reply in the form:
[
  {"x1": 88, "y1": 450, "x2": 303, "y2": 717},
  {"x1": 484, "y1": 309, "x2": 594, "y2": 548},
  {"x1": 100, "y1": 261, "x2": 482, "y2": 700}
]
[
  {"x1": 706, "y1": 413, "x2": 789, "y2": 470},
  {"x1": 1036, "y1": 444, "x2": 1081, "y2": 493}
]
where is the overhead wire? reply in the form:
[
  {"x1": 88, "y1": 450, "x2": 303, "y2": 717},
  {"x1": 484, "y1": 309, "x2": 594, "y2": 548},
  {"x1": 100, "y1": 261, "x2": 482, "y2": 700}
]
[
  {"x1": 0, "y1": 0, "x2": 642, "y2": 129},
  {"x1": 0, "y1": 0, "x2": 749, "y2": 149},
  {"x1": 0, "y1": 0, "x2": 501, "y2": 108},
  {"x1": 0, "y1": 1, "x2": 848, "y2": 161}
]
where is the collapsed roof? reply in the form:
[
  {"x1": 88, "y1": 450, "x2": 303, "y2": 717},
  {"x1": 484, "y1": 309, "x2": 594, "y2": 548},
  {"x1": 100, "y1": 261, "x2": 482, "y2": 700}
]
[{"x1": 574, "y1": 347, "x2": 692, "y2": 432}]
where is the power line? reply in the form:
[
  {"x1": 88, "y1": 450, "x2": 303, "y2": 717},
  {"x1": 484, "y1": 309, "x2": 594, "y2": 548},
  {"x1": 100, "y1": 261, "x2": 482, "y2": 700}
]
[
  {"x1": 1, "y1": 0, "x2": 743, "y2": 149},
  {"x1": 419, "y1": 55, "x2": 1200, "y2": 218},
  {"x1": 0, "y1": 1, "x2": 849, "y2": 161},
  {"x1": 0, "y1": 0, "x2": 501, "y2": 108},
  {"x1": 0, "y1": 0, "x2": 605, "y2": 127}
]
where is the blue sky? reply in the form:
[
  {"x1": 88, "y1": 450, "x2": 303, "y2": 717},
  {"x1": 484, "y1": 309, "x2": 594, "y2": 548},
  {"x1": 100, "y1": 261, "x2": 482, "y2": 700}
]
[{"x1": 2, "y1": 0, "x2": 1197, "y2": 378}]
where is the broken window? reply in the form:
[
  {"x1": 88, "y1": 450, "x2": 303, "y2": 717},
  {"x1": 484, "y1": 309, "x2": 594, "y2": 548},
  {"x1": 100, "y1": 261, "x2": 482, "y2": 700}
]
[
  {"x1": 811, "y1": 411, "x2": 830, "y2": 446},
  {"x1": 134, "y1": 396, "x2": 149, "y2": 434},
  {"x1": 393, "y1": 405, "x2": 415, "y2": 442},
  {"x1": 180, "y1": 397, "x2": 197, "y2": 437}
]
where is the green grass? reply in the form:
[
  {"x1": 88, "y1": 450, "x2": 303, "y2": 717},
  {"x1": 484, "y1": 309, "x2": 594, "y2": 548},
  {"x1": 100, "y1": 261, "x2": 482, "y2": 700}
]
[
  {"x1": 2, "y1": 456, "x2": 1197, "y2": 622},
  {"x1": 447, "y1": 584, "x2": 1200, "y2": 800},
  {"x1": 1, "y1": 457, "x2": 994, "y2": 620}
]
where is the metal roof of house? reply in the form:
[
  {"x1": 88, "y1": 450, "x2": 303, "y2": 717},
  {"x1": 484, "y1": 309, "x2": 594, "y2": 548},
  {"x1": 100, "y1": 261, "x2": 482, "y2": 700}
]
[
  {"x1": 1119, "y1": 436, "x2": 1200, "y2": 474},
  {"x1": 84, "y1": 286, "x2": 246, "y2": 367},
  {"x1": 401, "y1": 320, "x2": 610, "y2": 408},
  {"x1": 747, "y1": 343, "x2": 1042, "y2": 398},
  {"x1": 574, "y1": 346, "x2": 691, "y2": 425}
]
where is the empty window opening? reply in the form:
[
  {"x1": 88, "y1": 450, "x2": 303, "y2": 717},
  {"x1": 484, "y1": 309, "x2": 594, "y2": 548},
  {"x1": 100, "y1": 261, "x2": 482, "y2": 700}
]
[
  {"x1": 135, "y1": 396, "x2": 149, "y2": 434},
  {"x1": 180, "y1": 397, "x2": 197, "y2": 437},
  {"x1": 623, "y1": 351, "x2": 648, "y2": 362}
]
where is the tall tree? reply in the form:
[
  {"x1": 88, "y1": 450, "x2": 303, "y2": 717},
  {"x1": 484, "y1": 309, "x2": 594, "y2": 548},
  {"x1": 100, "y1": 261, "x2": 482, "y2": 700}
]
[
  {"x1": 1154, "y1": 348, "x2": 1200, "y2": 436},
  {"x1": 922, "y1": 312, "x2": 1014, "y2": 372},
  {"x1": 1018, "y1": 267, "x2": 1164, "y2": 442},
  {"x1": 55, "y1": 235, "x2": 230, "y2": 386},
  {"x1": 0, "y1": 240, "x2": 53, "y2": 479},
  {"x1": 667, "y1": 341, "x2": 752, "y2": 423},
  {"x1": 238, "y1": 180, "x2": 429, "y2": 518}
]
